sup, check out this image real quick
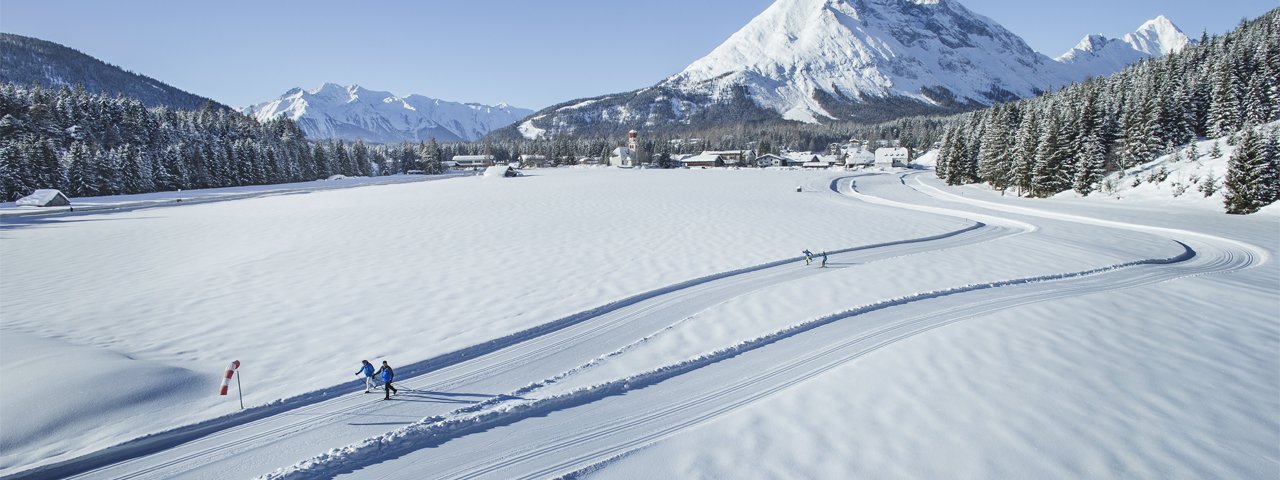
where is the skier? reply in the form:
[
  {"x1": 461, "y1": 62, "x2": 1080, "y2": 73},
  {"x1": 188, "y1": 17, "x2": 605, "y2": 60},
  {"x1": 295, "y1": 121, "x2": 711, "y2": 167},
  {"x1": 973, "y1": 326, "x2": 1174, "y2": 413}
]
[
  {"x1": 355, "y1": 360, "x2": 376, "y2": 393},
  {"x1": 376, "y1": 360, "x2": 399, "y2": 399},
  {"x1": 820, "y1": 251, "x2": 828, "y2": 268},
  {"x1": 803, "y1": 249, "x2": 813, "y2": 265}
]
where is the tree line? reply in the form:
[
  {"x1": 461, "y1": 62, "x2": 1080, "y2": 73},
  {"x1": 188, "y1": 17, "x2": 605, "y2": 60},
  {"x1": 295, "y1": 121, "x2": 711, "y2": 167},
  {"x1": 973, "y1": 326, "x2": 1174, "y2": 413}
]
[
  {"x1": 0, "y1": 83, "x2": 471, "y2": 201},
  {"x1": 934, "y1": 9, "x2": 1279, "y2": 214}
]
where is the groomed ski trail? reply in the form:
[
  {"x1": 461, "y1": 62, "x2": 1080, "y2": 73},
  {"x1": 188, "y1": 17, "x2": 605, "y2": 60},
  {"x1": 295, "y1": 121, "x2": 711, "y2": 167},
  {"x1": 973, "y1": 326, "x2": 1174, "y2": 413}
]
[
  {"x1": 37, "y1": 191, "x2": 1010, "y2": 480},
  {"x1": 256, "y1": 173, "x2": 1261, "y2": 480}
]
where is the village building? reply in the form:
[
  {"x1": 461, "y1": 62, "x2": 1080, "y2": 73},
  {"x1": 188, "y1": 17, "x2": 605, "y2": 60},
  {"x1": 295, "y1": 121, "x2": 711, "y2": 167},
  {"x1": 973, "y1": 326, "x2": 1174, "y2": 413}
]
[
  {"x1": 700, "y1": 150, "x2": 755, "y2": 166},
  {"x1": 874, "y1": 147, "x2": 911, "y2": 168},
  {"x1": 680, "y1": 153, "x2": 726, "y2": 168},
  {"x1": 609, "y1": 147, "x2": 637, "y2": 167},
  {"x1": 609, "y1": 130, "x2": 642, "y2": 168},
  {"x1": 845, "y1": 147, "x2": 875, "y2": 168},
  {"x1": 755, "y1": 153, "x2": 799, "y2": 168},
  {"x1": 452, "y1": 154, "x2": 496, "y2": 169},
  {"x1": 518, "y1": 154, "x2": 548, "y2": 167},
  {"x1": 800, "y1": 154, "x2": 842, "y2": 169}
]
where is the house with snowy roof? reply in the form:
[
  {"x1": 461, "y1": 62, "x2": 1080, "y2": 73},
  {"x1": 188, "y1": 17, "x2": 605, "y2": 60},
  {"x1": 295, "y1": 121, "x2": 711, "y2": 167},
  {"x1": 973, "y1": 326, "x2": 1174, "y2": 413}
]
[
  {"x1": 801, "y1": 155, "x2": 842, "y2": 169},
  {"x1": 518, "y1": 154, "x2": 548, "y2": 167},
  {"x1": 874, "y1": 147, "x2": 911, "y2": 168},
  {"x1": 845, "y1": 148, "x2": 875, "y2": 168},
  {"x1": 609, "y1": 147, "x2": 637, "y2": 168},
  {"x1": 453, "y1": 154, "x2": 496, "y2": 169},
  {"x1": 700, "y1": 150, "x2": 754, "y2": 166},
  {"x1": 756, "y1": 153, "x2": 800, "y2": 168},
  {"x1": 15, "y1": 189, "x2": 70, "y2": 207},
  {"x1": 681, "y1": 153, "x2": 726, "y2": 168}
]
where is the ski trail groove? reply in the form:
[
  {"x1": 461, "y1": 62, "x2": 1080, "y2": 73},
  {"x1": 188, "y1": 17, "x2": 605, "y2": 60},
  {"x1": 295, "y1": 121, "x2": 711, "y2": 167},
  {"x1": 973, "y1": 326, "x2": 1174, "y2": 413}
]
[
  {"x1": 39, "y1": 221, "x2": 1006, "y2": 480},
  {"x1": 262, "y1": 239, "x2": 1203, "y2": 480},
  {"x1": 258, "y1": 174, "x2": 1256, "y2": 479}
]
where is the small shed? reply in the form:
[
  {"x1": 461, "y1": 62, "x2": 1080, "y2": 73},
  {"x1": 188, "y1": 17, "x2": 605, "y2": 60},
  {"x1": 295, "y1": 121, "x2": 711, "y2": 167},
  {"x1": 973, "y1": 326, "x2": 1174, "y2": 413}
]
[
  {"x1": 15, "y1": 189, "x2": 71, "y2": 207},
  {"x1": 483, "y1": 165, "x2": 520, "y2": 178}
]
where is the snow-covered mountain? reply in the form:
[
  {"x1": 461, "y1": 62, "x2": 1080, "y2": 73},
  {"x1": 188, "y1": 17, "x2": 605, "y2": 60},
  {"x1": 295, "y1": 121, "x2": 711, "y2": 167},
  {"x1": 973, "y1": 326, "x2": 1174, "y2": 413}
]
[
  {"x1": 506, "y1": 0, "x2": 1086, "y2": 139},
  {"x1": 243, "y1": 84, "x2": 532, "y2": 143},
  {"x1": 0, "y1": 34, "x2": 229, "y2": 111},
  {"x1": 663, "y1": 0, "x2": 1076, "y2": 123},
  {"x1": 1056, "y1": 16, "x2": 1193, "y2": 79},
  {"x1": 502, "y1": 0, "x2": 1188, "y2": 140}
]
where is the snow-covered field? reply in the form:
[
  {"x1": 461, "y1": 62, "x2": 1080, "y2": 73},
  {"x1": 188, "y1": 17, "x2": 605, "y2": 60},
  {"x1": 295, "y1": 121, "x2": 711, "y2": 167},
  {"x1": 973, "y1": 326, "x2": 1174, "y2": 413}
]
[{"x1": 1, "y1": 165, "x2": 1276, "y2": 479}]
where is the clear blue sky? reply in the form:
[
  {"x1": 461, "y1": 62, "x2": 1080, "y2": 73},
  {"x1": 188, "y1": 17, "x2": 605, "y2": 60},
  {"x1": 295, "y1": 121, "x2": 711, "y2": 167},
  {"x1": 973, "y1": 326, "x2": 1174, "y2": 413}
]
[{"x1": 1, "y1": 0, "x2": 1274, "y2": 110}]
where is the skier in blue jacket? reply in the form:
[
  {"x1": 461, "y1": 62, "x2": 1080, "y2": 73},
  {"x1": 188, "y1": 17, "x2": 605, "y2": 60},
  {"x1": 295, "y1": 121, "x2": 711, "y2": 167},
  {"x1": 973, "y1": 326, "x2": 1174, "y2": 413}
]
[
  {"x1": 355, "y1": 360, "x2": 376, "y2": 393},
  {"x1": 376, "y1": 361, "x2": 399, "y2": 399}
]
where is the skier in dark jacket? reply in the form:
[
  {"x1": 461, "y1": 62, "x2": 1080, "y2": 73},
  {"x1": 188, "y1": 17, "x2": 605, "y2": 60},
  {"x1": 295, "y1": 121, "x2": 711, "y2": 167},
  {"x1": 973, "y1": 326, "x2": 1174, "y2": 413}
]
[
  {"x1": 376, "y1": 361, "x2": 399, "y2": 399},
  {"x1": 356, "y1": 360, "x2": 376, "y2": 393},
  {"x1": 820, "y1": 251, "x2": 828, "y2": 268}
]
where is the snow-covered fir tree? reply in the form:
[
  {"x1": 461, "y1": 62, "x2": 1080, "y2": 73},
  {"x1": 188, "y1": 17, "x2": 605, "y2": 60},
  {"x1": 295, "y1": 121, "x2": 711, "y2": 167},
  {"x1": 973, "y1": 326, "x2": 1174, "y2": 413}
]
[{"x1": 934, "y1": 8, "x2": 1280, "y2": 213}]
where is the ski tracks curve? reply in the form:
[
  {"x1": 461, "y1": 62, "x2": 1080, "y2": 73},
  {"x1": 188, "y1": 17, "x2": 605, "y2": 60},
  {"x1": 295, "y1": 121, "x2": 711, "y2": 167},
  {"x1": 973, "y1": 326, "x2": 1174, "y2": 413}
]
[
  {"x1": 259, "y1": 173, "x2": 1261, "y2": 480},
  {"x1": 43, "y1": 196, "x2": 1008, "y2": 479}
]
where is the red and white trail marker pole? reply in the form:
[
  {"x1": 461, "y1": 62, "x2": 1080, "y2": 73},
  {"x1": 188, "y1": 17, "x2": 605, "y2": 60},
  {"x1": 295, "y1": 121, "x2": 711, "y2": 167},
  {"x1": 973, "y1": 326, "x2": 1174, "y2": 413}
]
[{"x1": 219, "y1": 360, "x2": 243, "y2": 409}]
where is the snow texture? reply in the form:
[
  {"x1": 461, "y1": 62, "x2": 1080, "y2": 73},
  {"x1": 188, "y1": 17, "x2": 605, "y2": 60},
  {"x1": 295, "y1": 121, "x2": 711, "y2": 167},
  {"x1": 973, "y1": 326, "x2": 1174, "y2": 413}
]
[{"x1": 1, "y1": 151, "x2": 1275, "y2": 479}]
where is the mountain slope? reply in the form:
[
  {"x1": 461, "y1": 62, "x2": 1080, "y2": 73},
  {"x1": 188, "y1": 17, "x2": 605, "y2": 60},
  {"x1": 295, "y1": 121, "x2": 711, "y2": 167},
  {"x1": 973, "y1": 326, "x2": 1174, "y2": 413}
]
[
  {"x1": 502, "y1": 0, "x2": 1084, "y2": 139},
  {"x1": 0, "y1": 33, "x2": 228, "y2": 111},
  {"x1": 243, "y1": 84, "x2": 532, "y2": 143},
  {"x1": 664, "y1": 0, "x2": 1071, "y2": 122},
  {"x1": 1056, "y1": 16, "x2": 1193, "y2": 79}
]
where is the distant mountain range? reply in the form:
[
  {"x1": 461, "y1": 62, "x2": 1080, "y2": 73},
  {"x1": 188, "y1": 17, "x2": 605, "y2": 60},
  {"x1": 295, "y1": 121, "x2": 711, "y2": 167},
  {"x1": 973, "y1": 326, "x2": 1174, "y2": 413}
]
[
  {"x1": 241, "y1": 84, "x2": 531, "y2": 143},
  {"x1": 0, "y1": 33, "x2": 229, "y2": 111},
  {"x1": 498, "y1": 0, "x2": 1192, "y2": 140},
  {"x1": 1, "y1": 0, "x2": 1194, "y2": 145}
]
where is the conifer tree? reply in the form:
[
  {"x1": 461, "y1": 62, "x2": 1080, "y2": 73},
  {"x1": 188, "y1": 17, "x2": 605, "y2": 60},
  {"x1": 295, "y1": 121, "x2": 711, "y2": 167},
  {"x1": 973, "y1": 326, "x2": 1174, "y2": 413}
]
[
  {"x1": 64, "y1": 141, "x2": 98, "y2": 196},
  {"x1": 978, "y1": 107, "x2": 1013, "y2": 190},
  {"x1": 1207, "y1": 59, "x2": 1242, "y2": 137},
  {"x1": 1031, "y1": 114, "x2": 1070, "y2": 196},
  {"x1": 1223, "y1": 128, "x2": 1277, "y2": 213},
  {"x1": 0, "y1": 142, "x2": 29, "y2": 201},
  {"x1": 1073, "y1": 133, "x2": 1107, "y2": 196},
  {"x1": 1010, "y1": 109, "x2": 1039, "y2": 196}
]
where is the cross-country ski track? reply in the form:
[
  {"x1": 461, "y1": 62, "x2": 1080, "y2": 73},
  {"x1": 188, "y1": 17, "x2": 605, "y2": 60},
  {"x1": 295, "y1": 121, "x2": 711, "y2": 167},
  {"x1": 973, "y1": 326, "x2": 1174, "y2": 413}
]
[{"x1": 17, "y1": 172, "x2": 1265, "y2": 480}]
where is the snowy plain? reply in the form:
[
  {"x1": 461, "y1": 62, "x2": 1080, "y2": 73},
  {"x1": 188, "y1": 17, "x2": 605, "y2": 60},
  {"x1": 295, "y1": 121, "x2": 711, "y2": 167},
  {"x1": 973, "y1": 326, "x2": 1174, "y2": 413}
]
[{"x1": 0, "y1": 161, "x2": 1276, "y2": 479}]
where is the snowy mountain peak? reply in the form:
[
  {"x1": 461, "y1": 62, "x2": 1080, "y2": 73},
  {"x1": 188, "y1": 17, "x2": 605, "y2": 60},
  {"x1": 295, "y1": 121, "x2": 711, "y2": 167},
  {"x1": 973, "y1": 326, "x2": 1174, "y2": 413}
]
[
  {"x1": 1056, "y1": 15, "x2": 1191, "y2": 78},
  {"x1": 243, "y1": 84, "x2": 532, "y2": 143},
  {"x1": 505, "y1": 1, "x2": 1191, "y2": 139},
  {"x1": 1125, "y1": 15, "x2": 1191, "y2": 55},
  {"x1": 663, "y1": 0, "x2": 1070, "y2": 123},
  {"x1": 1071, "y1": 34, "x2": 1112, "y2": 53}
]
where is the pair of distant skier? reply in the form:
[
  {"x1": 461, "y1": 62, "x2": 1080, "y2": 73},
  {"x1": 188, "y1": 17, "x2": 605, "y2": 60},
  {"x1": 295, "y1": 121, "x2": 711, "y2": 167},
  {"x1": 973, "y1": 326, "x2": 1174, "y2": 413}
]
[
  {"x1": 802, "y1": 249, "x2": 828, "y2": 267},
  {"x1": 356, "y1": 360, "x2": 399, "y2": 399}
]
